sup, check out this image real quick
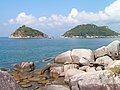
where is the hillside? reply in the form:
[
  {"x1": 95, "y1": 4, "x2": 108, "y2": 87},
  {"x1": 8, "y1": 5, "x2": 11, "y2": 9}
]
[
  {"x1": 63, "y1": 24, "x2": 119, "y2": 38},
  {"x1": 9, "y1": 25, "x2": 48, "y2": 38}
]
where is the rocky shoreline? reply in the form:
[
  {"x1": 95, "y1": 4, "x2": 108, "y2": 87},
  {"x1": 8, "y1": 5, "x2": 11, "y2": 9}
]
[
  {"x1": 1, "y1": 40, "x2": 120, "y2": 90},
  {"x1": 63, "y1": 35, "x2": 120, "y2": 39}
]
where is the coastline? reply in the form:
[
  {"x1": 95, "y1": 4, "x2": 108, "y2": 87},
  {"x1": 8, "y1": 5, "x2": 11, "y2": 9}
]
[
  {"x1": 63, "y1": 35, "x2": 120, "y2": 39},
  {"x1": 1, "y1": 40, "x2": 120, "y2": 90}
]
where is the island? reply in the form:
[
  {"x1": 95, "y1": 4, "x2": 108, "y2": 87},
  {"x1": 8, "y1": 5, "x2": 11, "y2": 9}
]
[
  {"x1": 63, "y1": 24, "x2": 120, "y2": 38},
  {"x1": 9, "y1": 25, "x2": 48, "y2": 38}
]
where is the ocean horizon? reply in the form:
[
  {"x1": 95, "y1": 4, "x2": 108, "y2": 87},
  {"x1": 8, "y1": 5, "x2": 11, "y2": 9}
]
[{"x1": 0, "y1": 37, "x2": 120, "y2": 70}]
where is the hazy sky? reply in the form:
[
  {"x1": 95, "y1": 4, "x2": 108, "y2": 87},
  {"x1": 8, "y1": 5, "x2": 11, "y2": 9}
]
[{"x1": 1, "y1": 0, "x2": 120, "y2": 37}]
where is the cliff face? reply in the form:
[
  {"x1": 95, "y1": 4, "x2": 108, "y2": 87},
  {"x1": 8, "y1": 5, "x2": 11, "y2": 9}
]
[
  {"x1": 63, "y1": 24, "x2": 119, "y2": 38},
  {"x1": 9, "y1": 25, "x2": 48, "y2": 38}
]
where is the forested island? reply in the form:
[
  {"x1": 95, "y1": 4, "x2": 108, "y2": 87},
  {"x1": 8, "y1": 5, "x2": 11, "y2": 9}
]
[
  {"x1": 63, "y1": 24, "x2": 120, "y2": 38},
  {"x1": 9, "y1": 25, "x2": 48, "y2": 38}
]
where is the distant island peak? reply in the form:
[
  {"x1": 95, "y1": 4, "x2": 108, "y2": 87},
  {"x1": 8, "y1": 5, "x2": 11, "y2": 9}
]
[
  {"x1": 63, "y1": 24, "x2": 120, "y2": 38},
  {"x1": 9, "y1": 25, "x2": 48, "y2": 38}
]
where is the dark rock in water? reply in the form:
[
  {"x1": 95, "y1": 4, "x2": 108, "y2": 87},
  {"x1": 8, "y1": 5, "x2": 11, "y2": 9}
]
[
  {"x1": 42, "y1": 57, "x2": 55, "y2": 62},
  {"x1": 21, "y1": 83, "x2": 32, "y2": 88},
  {"x1": 0, "y1": 70, "x2": 20, "y2": 90},
  {"x1": 0, "y1": 67, "x2": 8, "y2": 71},
  {"x1": 13, "y1": 62, "x2": 35, "y2": 72}
]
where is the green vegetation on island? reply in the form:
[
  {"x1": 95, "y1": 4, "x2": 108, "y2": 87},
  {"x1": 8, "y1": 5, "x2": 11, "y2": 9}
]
[
  {"x1": 63, "y1": 24, "x2": 119, "y2": 38},
  {"x1": 9, "y1": 25, "x2": 48, "y2": 38}
]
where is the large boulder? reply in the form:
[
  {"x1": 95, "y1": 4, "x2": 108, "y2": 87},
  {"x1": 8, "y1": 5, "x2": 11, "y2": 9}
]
[
  {"x1": 95, "y1": 56, "x2": 113, "y2": 67},
  {"x1": 64, "y1": 68, "x2": 85, "y2": 83},
  {"x1": 71, "y1": 49, "x2": 94, "y2": 64},
  {"x1": 0, "y1": 70, "x2": 20, "y2": 90},
  {"x1": 106, "y1": 40, "x2": 120, "y2": 60},
  {"x1": 94, "y1": 46, "x2": 108, "y2": 58},
  {"x1": 69, "y1": 70, "x2": 120, "y2": 90},
  {"x1": 55, "y1": 50, "x2": 72, "y2": 64},
  {"x1": 13, "y1": 62, "x2": 35, "y2": 72}
]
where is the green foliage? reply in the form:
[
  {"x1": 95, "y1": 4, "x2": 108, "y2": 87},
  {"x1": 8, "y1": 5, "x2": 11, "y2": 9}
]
[
  {"x1": 12, "y1": 25, "x2": 47, "y2": 37},
  {"x1": 109, "y1": 65, "x2": 120, "y2": 77},
  {"x1": 63, "y1": 24, "x2": 119, "y2": 37}
]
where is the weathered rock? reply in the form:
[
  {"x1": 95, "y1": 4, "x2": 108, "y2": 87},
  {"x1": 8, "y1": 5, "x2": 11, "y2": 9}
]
[
  {"x1": 13, "y1": 62, "x2": 35, "y2": 72},
  {"x1": 28, "y1": 77, "x2": 41, "y2": 82},
  {"x1": 86, "y1": 67, "x2": 96, "y2": 72},
  {"x1": 18, "y1": 80, "x2": 30, "y2": 85},
  {"x1": 94, "y1": 46, "x2": 108, "y2": 58},
  {"x1": 38, "y1": 64, "x2": 51, "y2": 75},
  {"x1": 71, "y1": 49, "x2": 94, "y2": 64},
  {"x1": 64, "y1": 68, "x2": 85, "y2": 83},
  {"x1": 50, "y1": 77, "x2": 65, "y2": 85},
  {"x1": 64, "y1": 63, "x2": 79, "y2": 72},
  {"x1": 55, "y1": 50, "x2": 72, "y2": 64},
  {"x1": 106, "y1": 40, "x2": 120, "y2": 60},
  {"x1": 0, "y1": 70, "x2": 20, "y2": 90},
  {"x1": 95, "y1": 56, "x2": 113, "y2": 67},
  {"x1": 38, "y1": 80, "x2": 50, "y2": 86},
  {"x1": 50, "y1": 64, "x2": 63, "y2": 79},
  {"x1": 21, "y1": 83, "x2": 32, "y2": 88},
  {"x1": 107, "y1": 60, "x2": 120, "y2": 69},
  {"x1": 42, "y1": 85, "x2": 70, "y2": 90},
  {"x1": 12, "y1": 72, "x2": 33, "y2": 81},
  {"x1": 79, "y1": 66, "x2": 90, "y2": 71},
  {"x1": 96, "y1": 66, "x2": 103, "y2": 71},
  {"x1": 59, "y1": 72, "x2": 65, "y2": 77},
  {"x1": 69, "y1": 70, "x2": 120, "y2": 90}
]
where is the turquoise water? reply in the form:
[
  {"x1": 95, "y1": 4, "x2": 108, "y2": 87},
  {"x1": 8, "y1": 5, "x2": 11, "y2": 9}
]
[{"x1": 0, "y1": 37, "x2": 120, "y2": 69}]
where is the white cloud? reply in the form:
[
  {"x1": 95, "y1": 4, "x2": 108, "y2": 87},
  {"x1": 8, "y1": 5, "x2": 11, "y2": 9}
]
[
  {"x1": 8, "y1": 0, "x2": 120, "y2": 36},
  {"x1": 9, "y1": 12, "x2": 36, "y2": 25}
]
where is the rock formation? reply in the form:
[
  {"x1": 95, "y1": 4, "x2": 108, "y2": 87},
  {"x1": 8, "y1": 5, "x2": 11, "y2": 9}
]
[
  {"x1": 0, "y1": 70, "x2": 20, "y2": 90},
  {"x1": 8, "y1": 40, "x2": 120, "y2": 90}
]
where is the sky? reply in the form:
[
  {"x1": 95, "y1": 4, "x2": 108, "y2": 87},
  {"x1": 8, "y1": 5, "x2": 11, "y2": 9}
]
[{"x1": 1, "y1": 0, "x2": 120, "y2": 37}]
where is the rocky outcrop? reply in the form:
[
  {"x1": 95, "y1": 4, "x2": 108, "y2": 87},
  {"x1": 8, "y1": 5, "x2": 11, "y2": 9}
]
[
  {"x1": 63, "y1": 63, "x2": 79, "y2": 72},
  {"x1": 55, "y1": 49, "x2": 94, "y2": 65},
  {"x1": 50, "y1": 64, "x2": 63, "y2": 79},
  {"x1": 69, "y1": 70, "x2": 120, "y2": 90},
  {"x1": 94, "y1": 46, "x2": 108, "y2": 58},
  {"x1": 0, "y1": 70, "x2": 20, "y2": 90},
  {"x1": 94, "y1": 40, "x2": 120, "y2": 60},
  {"x1": 64, "y1": 68, "x2": 85, "y2": 83},
  {"x1": 95, "y1": 56, "x2": 113, "y2": 67},
  {"x1": 106, "y1": 40, "x2": 120, "y2": 60},
  {"x1": 55, "y1": 51, "x2": 72, "y2": 64},
  {"x1": 13, "y1": 62, "x2": 35, "y2": 72},
  {"x1": 9, "y1": 40, "x2": 120, "y2": 90},
  {"x1": 72, "y1": 49, "x2": 94, "y2": 64}
]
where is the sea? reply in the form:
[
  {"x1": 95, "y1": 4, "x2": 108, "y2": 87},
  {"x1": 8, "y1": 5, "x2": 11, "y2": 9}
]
[{"x1": 0, "y1": 37, "x2": 120, "y2": 70}]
